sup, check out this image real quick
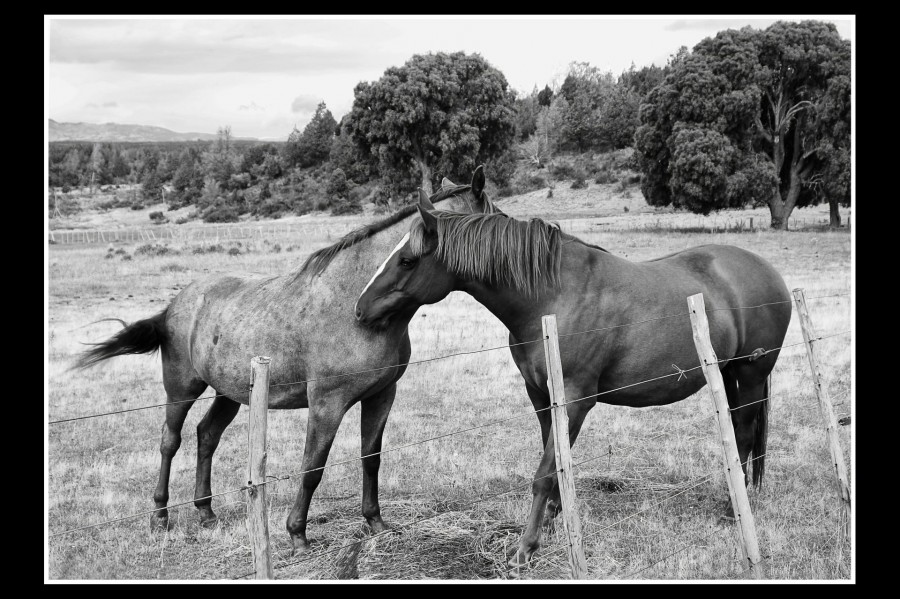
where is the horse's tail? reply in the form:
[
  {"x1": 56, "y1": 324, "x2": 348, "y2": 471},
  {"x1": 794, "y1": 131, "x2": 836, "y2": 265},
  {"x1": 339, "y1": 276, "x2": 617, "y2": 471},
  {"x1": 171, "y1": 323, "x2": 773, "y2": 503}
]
[
  {"x1": 751, "y1": 375, "x2": 771, "y2": 489},
  {"x1": 73, "y1": 309, "x2": 168, "y2": 370}
]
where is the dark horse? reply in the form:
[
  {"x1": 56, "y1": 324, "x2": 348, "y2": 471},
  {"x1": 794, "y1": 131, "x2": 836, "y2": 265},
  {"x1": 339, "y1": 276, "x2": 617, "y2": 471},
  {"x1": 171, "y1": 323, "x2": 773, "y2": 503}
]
[
  {"x1": 74, "y1": 168, "x2": 499, "y2": 554},
  {"x1": 355, "y1": 189, "x2": 792, "y2": 566}
]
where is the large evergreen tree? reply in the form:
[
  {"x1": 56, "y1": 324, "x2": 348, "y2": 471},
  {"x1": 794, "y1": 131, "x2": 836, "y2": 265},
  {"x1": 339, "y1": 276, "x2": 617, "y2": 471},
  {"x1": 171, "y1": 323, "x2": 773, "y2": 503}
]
[
  {"x1": 346, "y1": 51, "x2": 516, "y2": 194},
  {"x1": 633, "y1": 21, "x2": 850, "y2": 228}
]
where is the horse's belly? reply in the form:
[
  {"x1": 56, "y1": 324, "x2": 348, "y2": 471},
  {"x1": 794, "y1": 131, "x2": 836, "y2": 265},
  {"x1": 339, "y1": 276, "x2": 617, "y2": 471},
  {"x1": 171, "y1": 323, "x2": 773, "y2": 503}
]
[
  {"x1": 267, "y1": 385, "x2": 309, "y2": 409},
  {"x1": 596, "y1": 373, "x2": 707, "y2": 408}
]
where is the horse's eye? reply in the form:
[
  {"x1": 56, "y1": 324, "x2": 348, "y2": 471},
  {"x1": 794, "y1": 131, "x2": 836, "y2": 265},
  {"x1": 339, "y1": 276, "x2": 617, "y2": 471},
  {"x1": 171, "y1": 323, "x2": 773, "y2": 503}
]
[{"x1": 399, "y1": 257, "x2": 416, "y2": 269}]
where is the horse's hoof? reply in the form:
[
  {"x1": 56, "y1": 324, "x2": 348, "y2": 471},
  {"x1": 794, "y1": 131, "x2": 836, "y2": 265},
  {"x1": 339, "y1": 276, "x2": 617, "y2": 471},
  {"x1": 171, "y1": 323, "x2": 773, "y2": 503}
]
[
  {"x1": 291, "y1": 535, "x2": 311, "y2": 557},
  {"x1": 150, "y1": 512, "x2": 171, "y2": 532},
  {"x1": 368, "y1": 519, "x2": 390, "y2": 535},
  {"x1": 507, "y1": 545, "x2": 536, "y2": 574},
  {"x1": 198, "y1": 506, "x2": 219, "y2": 528}
]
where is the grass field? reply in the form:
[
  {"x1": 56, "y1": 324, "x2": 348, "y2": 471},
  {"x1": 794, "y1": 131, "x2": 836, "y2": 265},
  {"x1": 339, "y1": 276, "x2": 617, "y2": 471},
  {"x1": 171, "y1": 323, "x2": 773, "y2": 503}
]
[{"x1": 46, "y1": 201, "x2": 853, "y2": 581}]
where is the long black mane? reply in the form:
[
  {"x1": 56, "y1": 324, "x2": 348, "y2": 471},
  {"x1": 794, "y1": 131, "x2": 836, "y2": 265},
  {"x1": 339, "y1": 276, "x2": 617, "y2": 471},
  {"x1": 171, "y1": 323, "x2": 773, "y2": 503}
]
[{"x1": 298, "y1": 184, "x2": 482, "y2": 278}]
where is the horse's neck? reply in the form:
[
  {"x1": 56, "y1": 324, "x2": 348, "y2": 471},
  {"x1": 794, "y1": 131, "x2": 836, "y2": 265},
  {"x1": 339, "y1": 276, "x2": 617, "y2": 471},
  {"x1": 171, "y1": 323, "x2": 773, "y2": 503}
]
[
  {"x1": 459, "y1": 280, "x2": 555, "y2": 341},
  {"x1": 458, "y1": 240, "x2": 616, "y2": 338}
]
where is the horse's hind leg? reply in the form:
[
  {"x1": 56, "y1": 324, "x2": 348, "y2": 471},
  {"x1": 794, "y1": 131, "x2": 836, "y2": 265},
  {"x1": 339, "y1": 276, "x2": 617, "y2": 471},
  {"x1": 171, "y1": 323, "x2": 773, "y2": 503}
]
[
  {"x1": 194, "y1": 395, "x2": 241, "y2": 527},
  {"x1": 360, "y1": 384, "x2": 397, "y2": 534},
  {"x1": 720, "y1": 365, "x2": 770, "y2": 520},
  {"x1": 152, "y1": 378, "x2": 207, "y2": 531}
]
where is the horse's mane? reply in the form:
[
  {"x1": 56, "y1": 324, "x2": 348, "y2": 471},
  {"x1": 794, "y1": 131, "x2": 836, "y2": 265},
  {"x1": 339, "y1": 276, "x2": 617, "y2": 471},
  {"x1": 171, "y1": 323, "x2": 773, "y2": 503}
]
[
  {"x1": 409, "y1": 211, "x2": 567, "y2": 297},
  {"x1": 298, "y1": 184, "x2": 495, "y2": 278}
]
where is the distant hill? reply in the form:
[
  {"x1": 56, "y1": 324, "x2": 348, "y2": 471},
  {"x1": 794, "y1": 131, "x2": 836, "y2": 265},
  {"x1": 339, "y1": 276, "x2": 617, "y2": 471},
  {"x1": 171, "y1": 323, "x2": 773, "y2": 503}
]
[{"x1": 49, "y1": 119, "x2": 258, "y2": 143}]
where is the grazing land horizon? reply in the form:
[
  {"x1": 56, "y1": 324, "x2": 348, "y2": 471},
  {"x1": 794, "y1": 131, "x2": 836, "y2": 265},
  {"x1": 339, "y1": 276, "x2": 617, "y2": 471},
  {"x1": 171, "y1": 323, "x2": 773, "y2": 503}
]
[{"x1": 46, "y1": 190, "x2": 852, "y2": 580}]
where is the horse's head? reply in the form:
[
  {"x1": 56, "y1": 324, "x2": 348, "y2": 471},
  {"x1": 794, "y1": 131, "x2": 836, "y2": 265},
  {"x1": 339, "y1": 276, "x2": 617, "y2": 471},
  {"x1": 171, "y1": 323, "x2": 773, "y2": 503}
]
[
  {"x1": 429, "y1": 164, "x2": 500, "y2": 216},
  {"x1": 355, "y1": 189, "x2": 458, "y2": 329}
]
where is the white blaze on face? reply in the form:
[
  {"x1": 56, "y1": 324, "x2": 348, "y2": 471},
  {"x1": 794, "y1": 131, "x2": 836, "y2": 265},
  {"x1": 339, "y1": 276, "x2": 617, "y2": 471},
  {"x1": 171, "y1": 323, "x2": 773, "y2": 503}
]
[{"x1": 356, "y1": 233, "x2": 410, "y2": 311}]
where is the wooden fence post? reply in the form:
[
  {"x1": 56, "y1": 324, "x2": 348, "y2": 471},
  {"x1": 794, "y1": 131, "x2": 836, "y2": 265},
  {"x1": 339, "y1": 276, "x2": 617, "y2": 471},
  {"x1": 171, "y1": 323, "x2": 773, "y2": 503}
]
[
  {"x1": 792, "y1": 288, "x2": 852, "y2": 544},
  {"x1": 687, "y1": 294, "x2": 766, "y2": 579},
  {"x1": 541, "y1": 314, "x2": 587, "y2": 579},
  {"x1": 247, "y1": 356, "x2": 274, "y2": 579}
]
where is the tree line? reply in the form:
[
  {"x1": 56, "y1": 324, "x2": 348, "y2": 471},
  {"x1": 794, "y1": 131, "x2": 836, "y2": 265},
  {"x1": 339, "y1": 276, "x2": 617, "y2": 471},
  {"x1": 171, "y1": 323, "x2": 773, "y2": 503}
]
[{"x1": 48, "y1": 20, "x2": 850, "y2": 229}]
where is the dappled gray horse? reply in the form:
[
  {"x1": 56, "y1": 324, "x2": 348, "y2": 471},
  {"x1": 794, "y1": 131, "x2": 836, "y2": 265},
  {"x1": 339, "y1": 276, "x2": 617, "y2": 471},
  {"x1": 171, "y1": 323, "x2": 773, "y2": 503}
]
[{"x1": 75, "y1": 167, "x2": 499, "y2": 553}]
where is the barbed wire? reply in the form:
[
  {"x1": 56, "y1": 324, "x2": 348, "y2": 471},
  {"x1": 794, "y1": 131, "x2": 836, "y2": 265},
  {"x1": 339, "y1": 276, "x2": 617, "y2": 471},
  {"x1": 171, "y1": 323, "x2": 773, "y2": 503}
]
[
  {"x1": 48, "y1": 391, "x2": 229, "y2": 425},
  {"x1": 48, "y1": 325, "x2": 847, "y2": 539},
  {"x1": 50, "y1": 292, "x2": 851, "y2": 425},
  {"x1": 523, "y1": 452, "x2": 771, "y2": 574}
]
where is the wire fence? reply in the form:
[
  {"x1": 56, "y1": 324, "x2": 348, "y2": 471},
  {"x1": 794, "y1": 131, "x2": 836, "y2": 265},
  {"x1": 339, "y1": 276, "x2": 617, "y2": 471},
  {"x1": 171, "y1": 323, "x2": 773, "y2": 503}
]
[
  {"x1": 48, "y1": 291, "x2": 850, "y2": 426},
  {"x1": 48, "y1": 291, "x2": 852, "y2": 580}
]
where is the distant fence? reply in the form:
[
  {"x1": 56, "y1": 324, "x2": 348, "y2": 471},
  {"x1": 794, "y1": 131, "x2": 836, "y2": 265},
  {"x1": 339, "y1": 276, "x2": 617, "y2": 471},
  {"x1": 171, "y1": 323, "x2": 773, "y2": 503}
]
[
  {"x1": 47, "y1": 214, "x2": 849, "y2": 246},
  {"x1": 47, "y1": 221, "x2": 360, "y2": 246},
  {"x1": 48, "y1": 290, "x2": 851, "y2": 580}
]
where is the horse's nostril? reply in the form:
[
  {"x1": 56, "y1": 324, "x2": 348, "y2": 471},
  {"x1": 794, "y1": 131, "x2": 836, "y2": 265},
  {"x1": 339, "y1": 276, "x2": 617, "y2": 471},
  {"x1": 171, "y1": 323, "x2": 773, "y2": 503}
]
[{"x1": 355, "y1": 307, "x2": 363, "y2": 321}]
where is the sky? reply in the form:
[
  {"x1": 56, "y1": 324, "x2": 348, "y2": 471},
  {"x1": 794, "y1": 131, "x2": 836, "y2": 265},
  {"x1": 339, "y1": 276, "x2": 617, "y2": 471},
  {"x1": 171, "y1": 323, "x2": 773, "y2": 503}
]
[{"x1": 45, "y1": 15, "x2": 855, "y2": 141}]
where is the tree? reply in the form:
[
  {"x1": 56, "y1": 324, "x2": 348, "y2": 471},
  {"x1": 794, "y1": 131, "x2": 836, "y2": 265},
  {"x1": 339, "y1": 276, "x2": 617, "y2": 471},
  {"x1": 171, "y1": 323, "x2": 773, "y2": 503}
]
[
  {"x1": 347, "y1": 51, "x2": 517, "y2": 194},
  {"x1": 283, "y1": 102, "x2": 337, "y2": 169},
  {"x1": 633, "y1": 21, "x2": 850, "y2": 228},
  {"x1": 537, "y1": 84, "x2": 554, "y2": 107},
  {"x1": 513, "y1": 89, "x2": 539, "y2": 141}
]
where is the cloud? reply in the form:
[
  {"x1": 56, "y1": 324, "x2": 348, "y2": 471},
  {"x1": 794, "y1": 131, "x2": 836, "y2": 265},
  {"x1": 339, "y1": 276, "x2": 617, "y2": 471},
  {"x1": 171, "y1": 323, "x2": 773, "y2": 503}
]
[
  {"x1": 86, "y1": 101, "x2": 118, "y2": 108},
  {"x1": 238, "y1": 101, "x2": 264, "y2": 112},
  {"x1": 48, "y1": 19, "x2": 391, "y2": 75},
  {"x1": 291, "y1": 95, "x2": 321, "y2": 114},
  {"x1": 664, "y1": 19, "x2": 775, "y2": 33}
]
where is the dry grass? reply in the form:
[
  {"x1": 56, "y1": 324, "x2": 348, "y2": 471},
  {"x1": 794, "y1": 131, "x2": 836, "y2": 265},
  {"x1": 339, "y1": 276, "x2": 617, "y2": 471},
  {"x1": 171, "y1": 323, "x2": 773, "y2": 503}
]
[{"x1": 46, "y1": 200, "x2": 852, "y2": 581}]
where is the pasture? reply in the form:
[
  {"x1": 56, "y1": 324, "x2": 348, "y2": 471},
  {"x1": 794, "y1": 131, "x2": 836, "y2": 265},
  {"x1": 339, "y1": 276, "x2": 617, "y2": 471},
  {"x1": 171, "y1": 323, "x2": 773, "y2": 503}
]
[{"x1": 46, "y1": 206, "x2": 852, "y2": 580}]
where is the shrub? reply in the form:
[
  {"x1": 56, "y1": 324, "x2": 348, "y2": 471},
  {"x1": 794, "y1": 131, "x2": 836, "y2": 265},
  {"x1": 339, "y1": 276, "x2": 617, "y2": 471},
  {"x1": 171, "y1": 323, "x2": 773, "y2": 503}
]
[
  {"x1": 135, "y1": 244, "x2": 178, "y2": 257},
  {"x1": 595, "y1": 168, "x2": 616, "y2": 184},
  {"x1": 202, "y1": 203, "x2": 240, "y2": 223},
  {"x1": 192, "y1": 244, "x2": 226, "y2": 255},
  {"x1": 160, "y1": 263, "x2": 188, "y2": 272},
  {"x1": 228, "y1": 247, "x2": 241, "y2": 256},
  {"x1": 149, "y1": 211, "x2": 169, "y2": 224},
  {"x1": 571, "y1": 177, "x2": 588, "y2": 190},
  {"x1": 174, "y1": 216, "x2": 190, "y2": 225}
]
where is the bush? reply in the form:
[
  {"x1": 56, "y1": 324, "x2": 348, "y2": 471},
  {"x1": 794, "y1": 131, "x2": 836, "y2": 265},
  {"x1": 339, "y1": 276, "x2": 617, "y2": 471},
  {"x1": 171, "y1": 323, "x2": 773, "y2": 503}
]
[
  {"x1": 149, "y1": 211, "x2": 169, "y2": 224},
  {"x1": 571, "y1": 177, "x2": 588, "y2": 190},
  {"x1": 192, "y1": 244, "x2": 226, "y2": 255},
  {"x1": 202, "y1": 203, "x2": 240, "y2": 223},
  {"x1": 595, "y1": 168, "x2": 616, "y2": 184},
  {"x1": 550, "y1": 161, "x2": 578, "y2": 179},
  {"x1": 135, "y1": 244, "x2": 179, "y2": 257},
  {"x1": 174, "y1": 216, "x2": 190, "y2": 225},
  {"x1": 228, "y1": 247, "x2": 241, "y2": 256}
]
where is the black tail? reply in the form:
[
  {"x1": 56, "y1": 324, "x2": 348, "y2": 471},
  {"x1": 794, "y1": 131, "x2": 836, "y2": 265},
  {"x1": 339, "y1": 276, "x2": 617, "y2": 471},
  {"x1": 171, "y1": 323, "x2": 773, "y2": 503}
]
[
  {"x1": 73, "y1": 309, "x2": 168, "y2": 369},
  {"x1": 751, "y1": 376, "x2": 771, "y2": 488}
]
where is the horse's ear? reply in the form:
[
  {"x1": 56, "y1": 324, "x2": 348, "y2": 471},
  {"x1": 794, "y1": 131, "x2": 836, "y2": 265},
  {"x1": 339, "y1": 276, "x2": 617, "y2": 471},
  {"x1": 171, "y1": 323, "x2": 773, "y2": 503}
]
[
  {"x1": 441, "y1": 176, "x2": 455, "y2": 190},
  {"x1": 417, "y1": 203, "x2": 438, "y2": 235},
  {"x1": 471, "y1": 165, "x2": 486, "y2": 200},
  {"x1": 418, "y1": 188, "x2": 435, "y2": 212}
]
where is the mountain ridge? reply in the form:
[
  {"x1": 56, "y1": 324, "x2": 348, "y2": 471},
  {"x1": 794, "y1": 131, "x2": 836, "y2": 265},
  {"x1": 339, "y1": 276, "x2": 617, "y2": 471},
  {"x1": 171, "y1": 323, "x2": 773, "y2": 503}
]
[{"x1": 49, "y1": 119, "x2": 259, "y2": 142}]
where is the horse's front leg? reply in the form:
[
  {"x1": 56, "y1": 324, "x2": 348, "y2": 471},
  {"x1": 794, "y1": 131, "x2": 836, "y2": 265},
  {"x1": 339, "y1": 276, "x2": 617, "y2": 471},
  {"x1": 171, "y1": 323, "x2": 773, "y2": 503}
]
[
  {"x1": 523, "y1": 381, "x2": 562, "y2": 524},
  {"x1": 286, "y1": 395, "x2": 352, "y2": 555},
  {"x1": 360, "y1": 384, "x2": 397, "y2": 534},
  {"x1": 511, "y1": 389, "x2": 596, "y2": 569}
]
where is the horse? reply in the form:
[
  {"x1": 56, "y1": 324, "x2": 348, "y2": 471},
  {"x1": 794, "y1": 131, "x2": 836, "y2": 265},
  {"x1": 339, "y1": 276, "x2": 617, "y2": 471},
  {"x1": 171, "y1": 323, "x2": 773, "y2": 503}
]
[
  {"x1": 73, "y1": 167, "x2": 500, "y2": 554},
  {"x1": 354, "y1": 189, "x2": 792, "y2": 566}
]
